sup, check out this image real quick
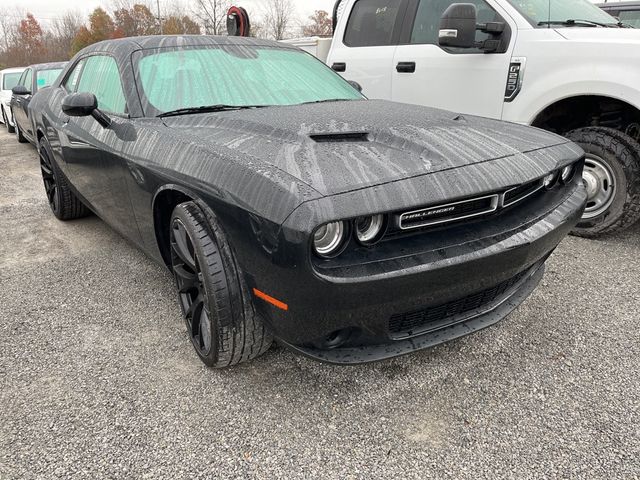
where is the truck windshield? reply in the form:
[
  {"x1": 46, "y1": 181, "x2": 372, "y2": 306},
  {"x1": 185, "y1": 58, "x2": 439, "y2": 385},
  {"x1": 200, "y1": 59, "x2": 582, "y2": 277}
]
[
  {"x1": 135, "y1": 45, "x2": 364, "y2": 116},
  {"x1": 36, "y1": 69, "x2": 63, "y2": 90},
  {"x1": 507, "y1": 0, "x2": 619, "y2": 27}
]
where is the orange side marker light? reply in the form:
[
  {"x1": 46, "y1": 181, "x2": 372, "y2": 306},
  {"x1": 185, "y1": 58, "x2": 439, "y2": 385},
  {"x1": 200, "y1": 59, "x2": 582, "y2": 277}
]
[{"x1": 253, "y1": 288, "x2": 289, "y2": 311}]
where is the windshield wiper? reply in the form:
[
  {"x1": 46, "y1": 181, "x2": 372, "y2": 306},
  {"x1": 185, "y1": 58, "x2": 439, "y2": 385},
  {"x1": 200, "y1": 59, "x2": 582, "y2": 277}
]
[
  {"x1": 299, "y1": 99, "x2": 356, "y2": 105},
  {"x1": 538, "y1": 19, "x2": 618, "y2": 28},
  {"x1": 158, "y1": 104, "x2": 266, "y2": 118}
]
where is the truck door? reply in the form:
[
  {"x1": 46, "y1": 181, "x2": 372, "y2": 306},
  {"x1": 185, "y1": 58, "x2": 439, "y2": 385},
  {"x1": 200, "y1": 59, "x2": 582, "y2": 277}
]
[
  {"x1": 391, "y1": 0, "x2": 516, "y2": 119},
  {"x1": 327, "y1": 0, "x2": 409, "y2": 100}
]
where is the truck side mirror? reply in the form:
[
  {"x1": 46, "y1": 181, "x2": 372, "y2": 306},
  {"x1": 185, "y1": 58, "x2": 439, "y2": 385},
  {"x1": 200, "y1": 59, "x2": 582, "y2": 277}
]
[
  {"x1": 438, "y1": 3, "x2": 477, "y2": 49},
  {"x1": 12, "y1": 85, "x2": 31, "y2": 96}
]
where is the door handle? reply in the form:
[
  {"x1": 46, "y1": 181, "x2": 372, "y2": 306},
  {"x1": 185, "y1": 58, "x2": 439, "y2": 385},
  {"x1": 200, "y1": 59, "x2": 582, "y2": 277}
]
[
  {"x1": 396, "y1": 62, "x2": 416, "y2": 73},
  {"x1": 332, "y1": 62, "x2": 346, "y2": 72}
]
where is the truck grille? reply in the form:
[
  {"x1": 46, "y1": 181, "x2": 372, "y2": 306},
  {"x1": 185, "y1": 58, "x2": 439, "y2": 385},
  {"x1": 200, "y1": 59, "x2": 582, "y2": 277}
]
[{"x1": 388, "y1": 267, "x2": 532, "y2": 338}]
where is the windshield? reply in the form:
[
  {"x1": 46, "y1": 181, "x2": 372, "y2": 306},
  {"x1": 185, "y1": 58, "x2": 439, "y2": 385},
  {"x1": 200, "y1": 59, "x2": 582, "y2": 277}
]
[
  {"x1": 36, "y1": 69, "x2": 63, "y2": 90},
  {"x1": 507, "y1": 0, "x2": 619, "y2": 26},
  {"x1": 2, "y1": 72, "x2": 22, "y2": 91},
  {"x1": 135, "y1": 45, "x2": 364, "y2": 115}
]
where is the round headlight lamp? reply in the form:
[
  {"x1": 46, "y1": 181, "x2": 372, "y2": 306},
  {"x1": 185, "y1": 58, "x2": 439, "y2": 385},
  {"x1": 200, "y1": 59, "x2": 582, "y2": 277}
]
[
  {"x1": 561, "y1": 164, "x2": 575, "y2": 184},
  {"x1": 354, "y1": 214, "x2": 385, "y2": 246},
  {"x1": 543, "y1": 171, "x2": 559, "y2": 190},
  {"x1": 313, "y1": 221, "x2": 347, "y2": 257}
]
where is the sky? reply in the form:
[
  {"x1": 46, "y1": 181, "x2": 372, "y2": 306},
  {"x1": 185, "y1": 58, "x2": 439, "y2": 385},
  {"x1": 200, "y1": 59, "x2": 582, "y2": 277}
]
[{"x1": 1, "y1": 0, "x2": 337, "y2": 27}]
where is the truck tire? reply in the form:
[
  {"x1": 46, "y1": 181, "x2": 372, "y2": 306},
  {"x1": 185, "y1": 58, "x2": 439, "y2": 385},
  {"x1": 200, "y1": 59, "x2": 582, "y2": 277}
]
[
  {"x1": 39, "y1": 137, "x2": 90, "y2": 220},
  {"x1": 566, "y1": 127, "x2": 640, "y2": 238},
  {"x1": 170, "y1": 202, "x2": 272, "y2": 368}
]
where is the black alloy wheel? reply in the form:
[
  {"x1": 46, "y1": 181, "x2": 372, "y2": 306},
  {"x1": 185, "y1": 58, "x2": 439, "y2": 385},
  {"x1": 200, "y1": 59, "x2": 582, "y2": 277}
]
[
  {"x1": 171, "y1": 217, "x2": 213, "y2": 358},
  {"x1": 169, "y1": 202, "x2": 272, "y2": 367},
  {"x1": 40, "y1": 143, "x2": 60, "y2": 215}
]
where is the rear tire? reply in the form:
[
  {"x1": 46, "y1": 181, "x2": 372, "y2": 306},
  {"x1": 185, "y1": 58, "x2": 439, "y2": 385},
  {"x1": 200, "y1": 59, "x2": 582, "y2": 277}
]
[
  {"x1": 38, "y1": 137, "x2": 90, "y2": 220},
  {"x1": 2, "y1": 107, "x2": 16, "y2": 133},
  {"x1": 170, "y1": 202, "x2": 272, "y2": 368},
  {"x1": 567, "y1": 127, "x2": 640, "y2": 237},
  {"x1": 2, "y1": 107, "x2": 14, "y2": 133}
]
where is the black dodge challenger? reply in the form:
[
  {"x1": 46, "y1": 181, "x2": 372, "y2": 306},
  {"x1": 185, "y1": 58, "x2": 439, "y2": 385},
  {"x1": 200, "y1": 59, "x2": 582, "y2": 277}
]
[{"x1": 27, "y1": 35, "x2": 587, "y2": 366}]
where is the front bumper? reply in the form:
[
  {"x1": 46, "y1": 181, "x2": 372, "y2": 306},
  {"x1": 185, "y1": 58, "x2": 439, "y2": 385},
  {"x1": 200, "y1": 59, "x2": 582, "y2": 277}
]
[{"x1": 248, "y1": 179, "x2": 586, "y2": 364}]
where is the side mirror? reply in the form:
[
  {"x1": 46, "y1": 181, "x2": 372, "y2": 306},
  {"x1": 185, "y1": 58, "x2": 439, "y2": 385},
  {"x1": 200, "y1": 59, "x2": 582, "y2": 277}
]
[
  {"x1": 62, "y1": 92, "x2": 97, "y2": 117},
  {"x1": 348, "y1": 80, "x2": 363, "y2": 93},
  {"x1": 12, "y1": 85, "x2": 30, "y2": 96},
  {"x1": 439, "y1": 3, "x2": 477, "y2": 49},
  {"x1": 62, "y1": 92, "x2": 112, "y2": 128}
]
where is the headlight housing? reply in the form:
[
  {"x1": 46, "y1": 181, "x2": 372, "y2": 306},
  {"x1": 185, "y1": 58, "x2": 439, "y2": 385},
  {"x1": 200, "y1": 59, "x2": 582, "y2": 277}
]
[
  {"x1": 560, "y1": 164, "x2": 576, "y2": 184},
  {"x1": 354, "y1": 214, "x2": 386, "y2": 246},
  {"x1": 313, "y1": 221, "x2": 347, "y2": 258},
  {"x1": 543, "y1": 171, "x2": 560, "y2": 190}
]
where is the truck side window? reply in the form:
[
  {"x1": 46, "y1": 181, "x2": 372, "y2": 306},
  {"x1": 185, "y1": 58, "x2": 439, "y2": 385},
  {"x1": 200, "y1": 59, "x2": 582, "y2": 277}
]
[
  {"x1": 344, "y1": 0, "x2": 403, "y2": 47},
  {"x1": 410, "y1": 0, "x2": 501, "y2": 52}
]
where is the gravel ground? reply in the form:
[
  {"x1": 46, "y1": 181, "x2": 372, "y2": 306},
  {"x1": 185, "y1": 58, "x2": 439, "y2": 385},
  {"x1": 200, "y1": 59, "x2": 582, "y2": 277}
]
[{"x1": 0, "y1": 127, "x2": 639, "y2": 480}]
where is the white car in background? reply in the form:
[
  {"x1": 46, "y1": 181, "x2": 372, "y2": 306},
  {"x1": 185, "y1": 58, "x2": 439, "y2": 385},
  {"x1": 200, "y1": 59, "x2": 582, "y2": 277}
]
[{"x1": 1, "y1": 67, "x2": 25, "y2": 133}]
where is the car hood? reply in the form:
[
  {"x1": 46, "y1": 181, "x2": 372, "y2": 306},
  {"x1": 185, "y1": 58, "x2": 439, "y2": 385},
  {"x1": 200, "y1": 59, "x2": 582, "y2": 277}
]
[
  {"x1": 161, "y1": 99, "x2": 571, "y2": 196},
  {"x1": 555, "y1": 27, "x2": 640, "y2": 45}
]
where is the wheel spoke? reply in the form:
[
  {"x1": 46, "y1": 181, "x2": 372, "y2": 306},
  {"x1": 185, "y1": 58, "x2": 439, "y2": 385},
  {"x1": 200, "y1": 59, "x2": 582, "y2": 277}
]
[
  {"x1": 173, "y1": 264, "x2": 198, "y2": 292},
  {"x1": 171, "y1": 221, "x2": 197, "y2": 271}
]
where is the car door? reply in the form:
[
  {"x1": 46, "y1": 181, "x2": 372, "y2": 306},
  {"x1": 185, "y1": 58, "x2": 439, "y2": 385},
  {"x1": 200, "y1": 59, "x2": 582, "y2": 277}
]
[
  {"x1": 327, "y1": 0, "x2": 409, "y2": 100},
  {"x1": 12, "y1": 68, "x2": 32, "y2": 131},
  {"x1": 391, "y1": 0, "x2": 516, "y2": 119},
  {"x1": 59, "y1": 54, "x2": 142, "y2": 243}
]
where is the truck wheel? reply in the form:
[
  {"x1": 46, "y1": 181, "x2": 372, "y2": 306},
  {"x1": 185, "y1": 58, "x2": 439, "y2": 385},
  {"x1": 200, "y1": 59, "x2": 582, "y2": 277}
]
[
  {"x1": 39, "y1": 137, "x2": 90, "y2": 220},
  {"x1": 170, "y1": 202, "x2": 272, "y2": 368},
  {"x1": 567, "y1": 127, "x2": 640, "y2": 237},
  {"x1": 2, "y1": 107, "x2": 15, "y2": 133}
]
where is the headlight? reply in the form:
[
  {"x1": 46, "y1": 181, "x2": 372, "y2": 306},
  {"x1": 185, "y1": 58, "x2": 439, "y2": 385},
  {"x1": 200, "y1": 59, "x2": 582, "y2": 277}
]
[
  {"x1": 561, "y1": 164, "x2": 575, "y2": 184},
  {"x1": 354, "y1": 214, "x2": 385, "y2": 246},
  {"x1": 313, "y1": 221, "x2": 347, "y2": 257},
  {"x1": 543, "y1": 171, "x2": 559, "y2": 190}
]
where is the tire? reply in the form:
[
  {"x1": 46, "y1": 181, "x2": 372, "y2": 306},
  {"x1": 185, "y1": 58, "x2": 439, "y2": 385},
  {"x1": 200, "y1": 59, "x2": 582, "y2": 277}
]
[
  {"x1": 169, "y1": 202, "x2": 272, "y2": 368},
  {"x1": 566, "y1": 127, "x2": 640, "y2": 237},
  {"x1": 2, "y1": 107, "x2": 14, "y2": 133},
  {"x1": 16, "y1": 121, "x2": 27, "y2": 143},
  {"x1": 38, "y1": 137, "x2": 90, "y2": 220}
]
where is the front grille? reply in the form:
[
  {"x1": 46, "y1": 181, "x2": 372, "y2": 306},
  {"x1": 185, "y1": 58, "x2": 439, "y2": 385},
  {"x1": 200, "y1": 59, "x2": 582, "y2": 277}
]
[
  {"x1": 388, "y1": 267, "x2": 531, "y2": 338},
  {"x1": 398, "y1": 194, "x2": 499, "y2": 230}
]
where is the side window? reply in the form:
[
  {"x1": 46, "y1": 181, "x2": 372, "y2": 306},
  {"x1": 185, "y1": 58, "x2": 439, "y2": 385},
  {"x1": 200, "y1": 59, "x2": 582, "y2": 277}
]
[
  {"x1": 64, "y1": 59, "x2": 85, "y2": 93},
  {"x1": 410, "y1": 0, "x2": 502, "y2": 52},
  {"x1": 76, "y1": 55, "x2": 127, "y2": 115},
  {"x1": 344, "y1": 0, "x2": 404, "y2": 47},
  {"x1": 619, "y1": 10, "x2": 640, "y2": 27},
  {"x1": 22, "y1": 69, "x2": 33, "y2": 90}
]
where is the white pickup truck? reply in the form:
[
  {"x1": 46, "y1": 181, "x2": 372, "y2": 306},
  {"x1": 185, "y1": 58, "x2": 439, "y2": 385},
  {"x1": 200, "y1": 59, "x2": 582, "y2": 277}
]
[{"x1": 286, "y1": 0, "x2": 640, "y2": 237}]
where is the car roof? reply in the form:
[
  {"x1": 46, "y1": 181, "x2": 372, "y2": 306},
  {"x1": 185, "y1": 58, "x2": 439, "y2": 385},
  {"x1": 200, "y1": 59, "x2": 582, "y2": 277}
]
[
  {"x1": 0, "y1": 67, "x2": 26, "y2": 74},
  {"x1": 80, "y1": 34, "x2": 290, "y2": 55},
  {"x1": 27, "y1": 62, "x2": 67, "y2": 71}
]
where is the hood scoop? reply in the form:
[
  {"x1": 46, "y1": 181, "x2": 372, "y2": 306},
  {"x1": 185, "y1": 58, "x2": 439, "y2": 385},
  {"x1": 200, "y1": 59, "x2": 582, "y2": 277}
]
[{"x1": 309, "y1": 131, "x2": 370, "y2": 143}]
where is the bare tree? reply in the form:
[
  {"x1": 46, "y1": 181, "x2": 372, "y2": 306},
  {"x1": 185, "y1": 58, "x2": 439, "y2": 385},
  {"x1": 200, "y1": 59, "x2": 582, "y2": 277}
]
[
  {"x1": 47, "y1": 11, "x2": 83, "y2": 60},
  {"x1": 263, "y1": 0, "x2": 295, "y2": 40},
  {"x1": 193, "y1": 0, "x2": 230, "y2": 35}
]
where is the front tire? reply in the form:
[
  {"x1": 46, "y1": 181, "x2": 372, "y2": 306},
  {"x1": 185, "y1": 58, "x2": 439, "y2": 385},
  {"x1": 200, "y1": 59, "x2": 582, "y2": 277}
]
[
  {"x1": 38, "y1": 137, "x2": 90, "y2": 220},
  {"x1": 567, "y1": 127, "x2": 640, "y2": 237},
  {"x1": 170, "y1": 202, "x2": 272, "y2": 368}
]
